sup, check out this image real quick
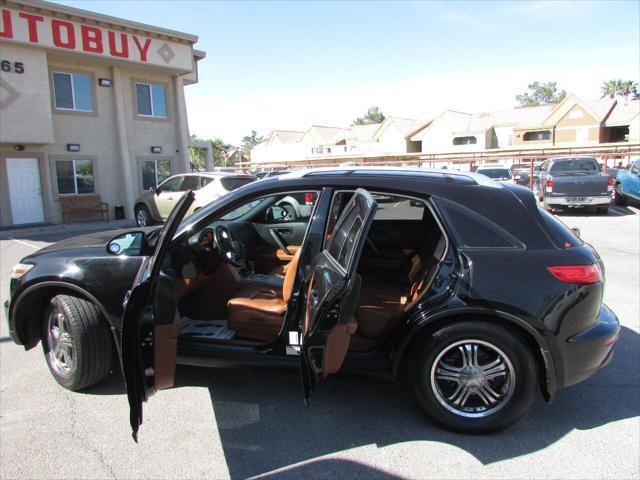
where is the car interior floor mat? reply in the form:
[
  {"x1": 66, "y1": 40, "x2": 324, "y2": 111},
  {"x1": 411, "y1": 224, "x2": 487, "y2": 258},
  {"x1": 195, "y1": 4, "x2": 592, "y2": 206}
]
[{"x1": 178, "y1": 317, "x2": 236, "y2": 340}]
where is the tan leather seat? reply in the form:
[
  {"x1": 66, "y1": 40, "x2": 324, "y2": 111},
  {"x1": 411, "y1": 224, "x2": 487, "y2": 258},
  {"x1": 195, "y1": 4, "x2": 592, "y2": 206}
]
[{"x1": 227, "y1": 249, "x2": 301, "y2": 342}]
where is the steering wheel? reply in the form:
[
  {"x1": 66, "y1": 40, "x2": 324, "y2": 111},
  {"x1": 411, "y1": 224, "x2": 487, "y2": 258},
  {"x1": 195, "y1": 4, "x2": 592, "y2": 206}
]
[{"x1": 213, "y1": 225, "x2": 246, "y2": 268}]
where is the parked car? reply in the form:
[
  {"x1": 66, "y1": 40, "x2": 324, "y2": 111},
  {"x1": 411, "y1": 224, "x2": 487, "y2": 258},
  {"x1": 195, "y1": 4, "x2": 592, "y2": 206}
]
[
  {"x1": 511, "y1": 162, "x2": 542, "y2": 187},
  {"x1": 5, "y1": 167, "x2": 619, "y2": 437},
  {"x1": 614, "y1": 159, "x2": 640, "y2": 206},
  {"x1": 536, "y1": 156, "x2": 613, "y2": 214},
  {"x1": 476, "y1": 164, "x2": 514, "y2": 183},
  {"x1": 133, "y1": 172, "x2": 256, "y2": 226}
]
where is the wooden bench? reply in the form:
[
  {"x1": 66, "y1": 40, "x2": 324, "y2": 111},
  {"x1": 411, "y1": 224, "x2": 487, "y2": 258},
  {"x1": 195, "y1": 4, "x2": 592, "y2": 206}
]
[{"x1": 59, "y1": 194, "x2": 109, "y2": 223}]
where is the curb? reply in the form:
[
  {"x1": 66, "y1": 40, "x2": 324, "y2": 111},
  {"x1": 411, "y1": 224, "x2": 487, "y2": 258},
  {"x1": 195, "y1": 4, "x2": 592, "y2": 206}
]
[{"x1": 0, "y1": 220, "x2": 136, "y2": 239}]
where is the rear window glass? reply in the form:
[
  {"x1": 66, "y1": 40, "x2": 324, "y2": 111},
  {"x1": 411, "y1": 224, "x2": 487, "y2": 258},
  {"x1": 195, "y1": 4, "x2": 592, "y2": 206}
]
[
  {"x1": 550, "y1": 158, "x2": 598, "y2": 173},
  {"x1": 537, "y1": 207, "x2": 583, "y2": 248},
  {"x1": 180, "y1": 176, "x2": 200, "y2": 190},
  {"x1": 438, "y1": 201, "x2": 520, "y2": 249},
  {"x1": 220, "y1": 176, "x2": 255, "y2": 191},
  {"x1": 477, "y1": 168, "x2": 512, "y2": 180}
]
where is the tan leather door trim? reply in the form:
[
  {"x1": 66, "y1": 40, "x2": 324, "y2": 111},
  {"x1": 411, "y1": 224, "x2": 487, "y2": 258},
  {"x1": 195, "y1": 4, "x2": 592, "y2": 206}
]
[{"x1": 154, "y1": 323, "x2": 181, "y2": 390}]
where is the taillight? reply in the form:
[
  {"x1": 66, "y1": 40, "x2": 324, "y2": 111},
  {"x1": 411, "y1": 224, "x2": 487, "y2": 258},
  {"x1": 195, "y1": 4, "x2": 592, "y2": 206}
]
[
  {"x1": 545, "y1": 177, "x2": 553, "y2": 192},
  {"x1": 547, "y1": 264, "x2": 603, "y2": 284},
  {"x1": 607, "y1": 177, "x2": 613, "y2": 192},
  {"x1": 304, "y1": 192, "x2": 316, "y2": 205}
]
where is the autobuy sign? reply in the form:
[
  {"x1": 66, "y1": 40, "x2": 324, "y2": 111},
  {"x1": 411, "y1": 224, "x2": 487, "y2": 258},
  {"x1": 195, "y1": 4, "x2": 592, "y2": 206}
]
[{"x1": 0, "y1": 7, "x2": 192, "y2": 71}]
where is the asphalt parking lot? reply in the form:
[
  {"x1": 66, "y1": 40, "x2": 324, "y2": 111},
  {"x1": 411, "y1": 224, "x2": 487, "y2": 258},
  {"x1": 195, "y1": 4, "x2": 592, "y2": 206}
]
[{"x1": 0, "y1": 205, "x2": 638, "y2": 480}]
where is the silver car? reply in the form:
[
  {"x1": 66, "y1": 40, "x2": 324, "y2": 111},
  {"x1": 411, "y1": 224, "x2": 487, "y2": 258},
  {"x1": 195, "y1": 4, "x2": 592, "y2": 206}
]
[{"x1": 134, "y1": 172, "x2": 256, "y2": 226}]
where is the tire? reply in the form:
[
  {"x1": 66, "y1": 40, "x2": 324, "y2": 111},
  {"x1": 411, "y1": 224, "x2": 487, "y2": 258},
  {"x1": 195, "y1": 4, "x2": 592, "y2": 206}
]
[
  {"x1": 614, "y1": 184, "x2": 628, "y2": 206},
  {"x1": 542, "y1": 198, "x2": 553, "y2": 212},
  {"x1": 412, "y1": 321, "x2": 536, "y2": 434},
  {"x1": 596, "y1": 205, "x2": 609, "y2": 215},
  {"x1": 135, "y1": 204, "x2": 153, "y2": 227},
  {"x1": 41, "y1": 294, "x2": 113, "y2": 391}
]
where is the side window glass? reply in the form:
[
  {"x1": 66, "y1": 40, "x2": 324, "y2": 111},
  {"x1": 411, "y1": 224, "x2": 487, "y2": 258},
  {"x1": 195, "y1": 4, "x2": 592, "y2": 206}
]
[
  {"x1": 200, "y1": 176, "x2": 214, "y2": 188},
  {"x1": 437, "y1": 200, "x2": 520, "y2": 249},
  {"x1": 158, "y1": 176, "x2": 183, "y2": 193},
  {"x1": 632, "y1": 162, "x2": 640, "y2": 174},
  {"x1": 325, "y1": 192, "x2": 354, "y2": 244},
  {"x1": 374, "y1": 196, "x2": 424, "y2": 220},
  {"x1": 180, "y1": 176, "x2": 200, "y2": 191}
]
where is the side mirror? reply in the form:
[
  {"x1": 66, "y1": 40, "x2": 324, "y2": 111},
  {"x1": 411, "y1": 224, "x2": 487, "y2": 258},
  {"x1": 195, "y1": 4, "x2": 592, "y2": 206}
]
[
  {"x1": 571, "y1": 227, "x2": 581, "y2": 238},
  {"x1": 107, "y1": 232, "x2": 145, "y2": 256}
]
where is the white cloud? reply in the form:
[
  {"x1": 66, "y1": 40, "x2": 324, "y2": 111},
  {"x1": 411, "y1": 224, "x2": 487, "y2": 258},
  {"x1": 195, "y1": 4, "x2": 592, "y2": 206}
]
[{"x1": 185, "y1": 61, "x2": 639, "y2": 144}]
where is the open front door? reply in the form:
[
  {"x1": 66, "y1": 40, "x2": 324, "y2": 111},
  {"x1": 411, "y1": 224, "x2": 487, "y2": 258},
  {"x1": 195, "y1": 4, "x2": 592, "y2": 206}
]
[
  {"x1": 300, "y1": 189, "x2": 377, "y2": 403},
  {"x1": 121, "y1": 191, "x2": 195, "y2": 441}
]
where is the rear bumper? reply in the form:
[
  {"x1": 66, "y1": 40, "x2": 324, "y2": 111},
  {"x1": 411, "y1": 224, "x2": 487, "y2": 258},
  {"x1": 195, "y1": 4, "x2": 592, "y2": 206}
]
[
  {"x1": 559, "y1": 303, "x2": 620, "y2": 388},
  {"x1": 546, "y1": 195, "x2": 611, "y2": 207}
]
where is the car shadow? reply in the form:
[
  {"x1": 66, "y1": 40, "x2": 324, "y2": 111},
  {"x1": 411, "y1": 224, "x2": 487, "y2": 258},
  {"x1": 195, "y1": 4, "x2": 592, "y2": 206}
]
[{"x1": 163, "y1": 324, "x2": 640, "y2": 479}]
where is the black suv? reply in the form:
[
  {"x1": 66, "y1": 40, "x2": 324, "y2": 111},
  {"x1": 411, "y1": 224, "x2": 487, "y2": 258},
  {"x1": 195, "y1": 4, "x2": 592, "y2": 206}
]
[{"x1": 5, "y1": 168, "x2": 619, "y2": 437}]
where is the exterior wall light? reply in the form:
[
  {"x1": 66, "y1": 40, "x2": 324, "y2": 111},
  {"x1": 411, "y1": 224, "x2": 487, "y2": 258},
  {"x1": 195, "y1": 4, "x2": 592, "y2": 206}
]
[
  {"x1": 151, "y1": 146, "x2": 162, "y2": 154},
  {"x1": 98, "y1": 78, "x2": 112, "y2": 87},
  {"x1": 14, "y1": 145, "x2": 25, "y2": 151},
  {"x1": 67, "y1": 144, "x2": 81, "y2": 152}
]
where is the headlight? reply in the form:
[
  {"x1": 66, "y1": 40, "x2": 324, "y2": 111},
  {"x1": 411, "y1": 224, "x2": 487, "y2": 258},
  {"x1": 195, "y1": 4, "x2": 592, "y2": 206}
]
[{"x1": 10, "y1": 263, "x2": 34, "y2": 279}]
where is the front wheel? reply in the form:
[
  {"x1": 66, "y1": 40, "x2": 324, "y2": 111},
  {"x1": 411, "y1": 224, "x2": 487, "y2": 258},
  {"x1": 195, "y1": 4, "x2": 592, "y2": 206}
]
[
  {"x1": 42, "y1": 295, "x2": 113, "y2": 391},
  {"x1": 412, "y1": 321, "x2": 536, "y2": 434}
]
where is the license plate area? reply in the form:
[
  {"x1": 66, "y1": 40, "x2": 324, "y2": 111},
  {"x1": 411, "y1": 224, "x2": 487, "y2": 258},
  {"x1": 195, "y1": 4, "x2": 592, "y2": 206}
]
[{"x1": 568, "y1": 197, "x2": 589, "y2": 203}]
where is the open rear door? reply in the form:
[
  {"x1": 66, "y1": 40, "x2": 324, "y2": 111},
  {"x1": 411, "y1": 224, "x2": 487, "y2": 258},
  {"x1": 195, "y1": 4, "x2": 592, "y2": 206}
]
[
  {"x1": 299, "y1": 188, "x2": 377, "y2": 403},
  {"x1": 121, "y1": 191, "x2": 194, "y2": 441}
]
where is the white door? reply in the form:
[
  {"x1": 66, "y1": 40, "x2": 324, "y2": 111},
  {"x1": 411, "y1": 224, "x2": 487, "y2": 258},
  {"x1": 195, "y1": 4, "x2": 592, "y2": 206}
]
[{"x1": 6, "y1": 158, "x2": 45, "y2": 225}]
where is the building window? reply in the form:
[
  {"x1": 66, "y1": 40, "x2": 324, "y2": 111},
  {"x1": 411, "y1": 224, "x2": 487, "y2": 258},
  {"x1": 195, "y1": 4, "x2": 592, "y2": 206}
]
[
  {"x1": 523, "y1": 130, "x2": 551, "y2": 141},
  {"x1": 136, "y1": 83, "x2": 167, "y2": 118},
  {"x1": 55, "y1": 159, "x2": 94, "y2": 195},
  {"x1": 453, "y1": 136, "x2": 477, "y2": 145},
  {"x1": 141, "y1": 159, "x2": 171, "y2": 190},
  {"x1": 52, "y1": 72, "x2": 93, "y2": 112}
]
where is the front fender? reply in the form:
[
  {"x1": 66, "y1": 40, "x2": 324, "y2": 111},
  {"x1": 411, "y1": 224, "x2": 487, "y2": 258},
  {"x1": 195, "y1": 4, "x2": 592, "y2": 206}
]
[{"x1": 9, "y1": 279, "x2": 123, "y2": 354}]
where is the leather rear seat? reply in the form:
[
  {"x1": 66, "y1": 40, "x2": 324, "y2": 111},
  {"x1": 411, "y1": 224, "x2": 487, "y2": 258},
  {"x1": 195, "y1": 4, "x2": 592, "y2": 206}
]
[{"x1": 355, "y1": 231, "x2": 445, "y2": 340}]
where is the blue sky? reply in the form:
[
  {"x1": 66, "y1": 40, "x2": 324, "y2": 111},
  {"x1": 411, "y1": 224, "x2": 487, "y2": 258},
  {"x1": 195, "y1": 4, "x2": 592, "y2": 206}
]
[{"x1": 58, "y1": 1, "x2": 639, "y2": 144}]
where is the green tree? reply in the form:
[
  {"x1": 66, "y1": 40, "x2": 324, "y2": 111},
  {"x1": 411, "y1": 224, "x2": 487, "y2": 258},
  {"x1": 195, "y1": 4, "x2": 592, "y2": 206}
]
[
  {"x1": 601, "y1": 79, "x2": 638, "y2": 99},
  {"x1": 353, "y1": 106, "x2": 386, "y2": 125},
  {"x1": 515, "y1": 81, "x2": 566, "y2": 108},
  {"x1": 240, "y1": 130, "x2": 264, "y2": 159},
  {"x1": 189, "y1": 135, "x2": 233, "y2": 169}
]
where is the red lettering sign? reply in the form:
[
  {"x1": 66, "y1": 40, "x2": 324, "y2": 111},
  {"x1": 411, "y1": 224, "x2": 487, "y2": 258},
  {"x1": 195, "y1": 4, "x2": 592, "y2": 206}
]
[
  {"x1": 132, "y1": 35, "x2": 151, "y2": 62},
  {"x1": 108, "y1": 31, "x2": 129, "y2": 58},
  {"x1": 0, "y1": 9, "x2": 12, "y2": 39},
  {"x1": 81, "y1": 25, "x2": 103, "y2": 53},
  {"x1": 18, "y1": 12, "x2": 44, "y2": 43},
  {"x1": 51, "y1": 19, "x2": 75, "y2": 49}
]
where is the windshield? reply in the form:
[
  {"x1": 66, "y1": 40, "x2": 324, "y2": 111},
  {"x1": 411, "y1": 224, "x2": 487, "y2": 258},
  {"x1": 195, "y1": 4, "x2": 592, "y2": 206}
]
[
  {"x1": 478, "y1": 168, "x2": 512, "y2": 180},
  {"x1": 550, "y1": 158, "x2": 599, "y2": 173}
]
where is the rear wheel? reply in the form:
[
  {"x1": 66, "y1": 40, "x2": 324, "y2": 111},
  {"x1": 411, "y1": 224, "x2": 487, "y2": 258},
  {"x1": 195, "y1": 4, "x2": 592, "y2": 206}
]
[
  {"x1": 614, "y1": 184, "x2": 628, "y2": 206},
  {"x1": 412, "y1": 321, "x2": 536, "y2": 434},
  {"x1": 42, "y1": 294, "x2": 113, "y2": 391},
  {"x1": 135, "y1": 204, "x2": 153, "y2": 227}
]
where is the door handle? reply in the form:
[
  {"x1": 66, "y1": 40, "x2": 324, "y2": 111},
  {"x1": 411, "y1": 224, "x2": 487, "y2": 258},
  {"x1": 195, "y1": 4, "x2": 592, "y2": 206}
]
[{"x1": 276, "y1": 228, "x2": 293, "y2": 236}]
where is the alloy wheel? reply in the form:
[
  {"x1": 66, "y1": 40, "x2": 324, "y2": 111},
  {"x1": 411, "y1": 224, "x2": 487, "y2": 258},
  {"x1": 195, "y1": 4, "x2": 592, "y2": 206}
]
[
  {"x1": 46, "y1": 311, "x2": 74, "y2": 377},
  {"x1": 136, "y1": 208, "x2": 148, "y2": 226},
  {"x1": 430, "y1": 339, "x2": 515, "y2": 418}
]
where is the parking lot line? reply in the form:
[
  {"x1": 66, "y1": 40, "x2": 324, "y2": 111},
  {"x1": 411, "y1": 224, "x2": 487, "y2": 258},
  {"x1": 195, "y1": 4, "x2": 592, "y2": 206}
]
[{"x1": 8, "y1": 237, "x2": 40, "y2": 250}]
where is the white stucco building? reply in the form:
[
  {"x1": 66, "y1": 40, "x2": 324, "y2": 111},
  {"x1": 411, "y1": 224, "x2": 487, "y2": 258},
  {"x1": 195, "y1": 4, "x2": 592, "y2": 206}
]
[{"x1": 0, "y1": 0, "x2": 204, "y2": 226}]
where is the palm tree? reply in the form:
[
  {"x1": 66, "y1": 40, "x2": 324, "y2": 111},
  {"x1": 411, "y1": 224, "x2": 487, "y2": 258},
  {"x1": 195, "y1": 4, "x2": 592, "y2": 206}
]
[{"x1": 601, "y1": 79, "x2": 638, "y2": 99}]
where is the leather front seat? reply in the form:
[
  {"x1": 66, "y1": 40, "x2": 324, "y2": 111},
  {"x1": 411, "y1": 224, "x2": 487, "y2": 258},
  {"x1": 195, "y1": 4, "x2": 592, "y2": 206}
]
[{"x1": 227, "y1": 249, "x2": 301, "y2": 342}]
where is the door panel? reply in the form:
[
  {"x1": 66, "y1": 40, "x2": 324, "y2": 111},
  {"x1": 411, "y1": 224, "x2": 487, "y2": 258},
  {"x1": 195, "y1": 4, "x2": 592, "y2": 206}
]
[
  {"x1": 299, "y1": 189, "x2": 377, "y2": 401},
  {"x1": 121, "y1": 191, "x2": 194, "y2": 441},
  {"x1": 6, "y1": 158, "x2": 44, "y2": 224}
]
